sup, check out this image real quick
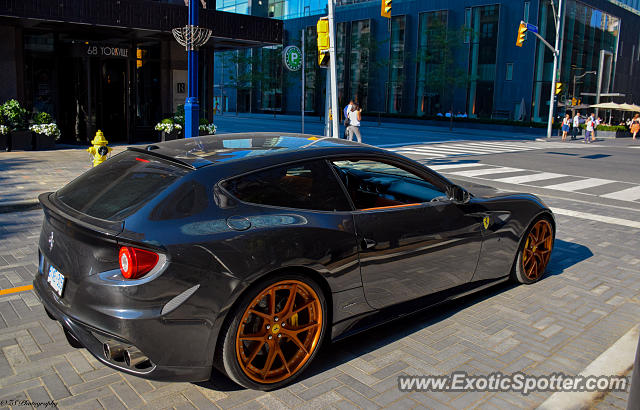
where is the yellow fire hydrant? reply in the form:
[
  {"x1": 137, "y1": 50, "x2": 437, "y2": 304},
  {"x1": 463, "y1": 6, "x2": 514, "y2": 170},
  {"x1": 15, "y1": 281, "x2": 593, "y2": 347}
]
[{"x1": 87, "y1": 130, "x2": 112, "y2": 167}]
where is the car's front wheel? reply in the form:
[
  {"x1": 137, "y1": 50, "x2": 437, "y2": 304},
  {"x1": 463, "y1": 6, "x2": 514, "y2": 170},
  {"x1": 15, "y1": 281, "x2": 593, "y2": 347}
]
[
  {"x1": 513, "y1": 217, "x2": 555, "y2": 284},
  {"x1": 221, "y1": 274, "x2": 326, "y2": 390}
]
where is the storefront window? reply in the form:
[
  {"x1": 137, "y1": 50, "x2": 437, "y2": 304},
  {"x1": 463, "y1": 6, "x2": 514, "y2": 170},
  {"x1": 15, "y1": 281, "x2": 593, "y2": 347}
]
[
  {"x1": 532, "y1": 0, "x2": 620, "y2": 122},
  {"x1": 304, "y1": 26, "x2": 319, "y2": 112},
  {"x1": 467, "y1": 5, "x2": 499, "y2": 118},
  {"x1": 336, "y1": 22, "x2": 348, "y2": 106},
  {"x1": 387, "y1": 15, "x2": 405, "y2": 114},
  {"x1": 135, "y1": 43, "x2": 161, "y2": 128},
  {"x1": 416, "y1": 10, "x2": 448, "y2": 116},
  {"x1": 260, "y1": 45, "x2": 283, "y2": 111}
]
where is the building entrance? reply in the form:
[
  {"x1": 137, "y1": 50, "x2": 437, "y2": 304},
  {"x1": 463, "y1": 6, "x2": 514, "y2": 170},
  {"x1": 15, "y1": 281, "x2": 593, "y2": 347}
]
[{"x1": 97, "y1": 59, "x2": 130, "y2": 141}]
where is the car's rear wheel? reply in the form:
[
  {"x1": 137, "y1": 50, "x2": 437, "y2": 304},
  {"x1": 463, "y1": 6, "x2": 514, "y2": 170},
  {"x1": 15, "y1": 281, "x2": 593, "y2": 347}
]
[
  {"x1": 513, "y1": 217, "x2": 554, "y2": 284},
  {"x1": 221, "y1": 274, "x2": 326, "y2": 390}
]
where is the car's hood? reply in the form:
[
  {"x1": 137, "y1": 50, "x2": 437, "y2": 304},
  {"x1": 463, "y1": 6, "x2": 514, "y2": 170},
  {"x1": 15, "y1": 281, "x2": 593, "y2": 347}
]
[{"x1": 451, "y1": 179, "x2": 515, "y2": 199}]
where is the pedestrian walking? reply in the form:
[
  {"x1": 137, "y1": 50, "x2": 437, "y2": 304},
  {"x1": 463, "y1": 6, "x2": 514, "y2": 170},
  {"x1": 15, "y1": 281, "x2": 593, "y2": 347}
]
[
  {"x1": 585, "y1": 115, "x2": 594, "y2": 143},
  {"x1": 631, "y1": 114, "x2": 640, "y2": 140},
  {"x1": 342, "y1": 100, "x2": 354, "y2": 139},
  {"x1": 346, "y1": 103, "x2": 362, "y2": 143},
  {"x1": 590, "y1": 113, "x2": 597, "y2": 141},
  {"x1": 572, "y1": 111, "x2": 581, "y2": 140},
  {"x1": 561, "y1": 113, "x2": 570, "y2": 141}
]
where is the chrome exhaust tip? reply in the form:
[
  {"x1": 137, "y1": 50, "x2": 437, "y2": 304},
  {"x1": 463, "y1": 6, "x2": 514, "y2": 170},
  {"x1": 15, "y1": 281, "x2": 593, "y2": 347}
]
[
  {"x1": 124, "y1": 346, "x2": 149, "y2": 368},
  {"x1": 103, "y1": 340, "x2": 126, "y2": 362}
]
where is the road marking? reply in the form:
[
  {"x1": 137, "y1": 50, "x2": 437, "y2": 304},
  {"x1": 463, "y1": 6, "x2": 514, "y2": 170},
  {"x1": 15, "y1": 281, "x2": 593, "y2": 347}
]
[
  {"x1": 448, "y1": 167, "x2": 523, "y2": 177},
  {"x1": 601, "y1": 186, "x2": 640, "y2": 201},
  {"x1": 492, "y1": 172, "x2": 566, "y2": 184},
  {"x1": 0, "y1": 285, "x2": 33, "y2": 296},
  {"x1": 543, "y1": 178, "x2": 616, "y2": 192},
  {"x1": 551, "y1": 208, "x2": 640, "y2": 229},
  {"x1": 429, "y1": 163, "x2": 486, "y2": 171}
]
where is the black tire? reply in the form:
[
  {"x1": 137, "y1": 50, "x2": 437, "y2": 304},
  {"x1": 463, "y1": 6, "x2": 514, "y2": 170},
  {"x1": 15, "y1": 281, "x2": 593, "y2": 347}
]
[
  {"x1": 512, "y1": 216, "x2": 555, "y2": 284},
  {"x1": 220, "y1": 273, "x2": 327, "y2": 390}
]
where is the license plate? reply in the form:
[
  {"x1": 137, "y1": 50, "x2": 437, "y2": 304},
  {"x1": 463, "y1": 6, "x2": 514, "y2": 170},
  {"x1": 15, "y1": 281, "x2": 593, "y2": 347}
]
[{"x1": 47, "y1": 265, "x2": 65, "y2": 297}]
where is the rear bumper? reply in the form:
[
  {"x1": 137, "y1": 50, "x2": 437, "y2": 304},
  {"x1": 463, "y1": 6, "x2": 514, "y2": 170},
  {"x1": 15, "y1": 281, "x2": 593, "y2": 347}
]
[{"x1": 33, "y1": 276, "x2": 213, "y2": 382}]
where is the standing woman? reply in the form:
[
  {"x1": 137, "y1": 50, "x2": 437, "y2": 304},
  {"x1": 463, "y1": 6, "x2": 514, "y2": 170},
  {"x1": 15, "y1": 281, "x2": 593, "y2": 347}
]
[
  {"x1": 347, "y1": 104, "x2": 362, "y2": 143},
  {"x1": 562, "y1": 113, "x2": 570, "y2": 141},
  {"x1": 631, "y1": 114, "x2": 640, "y2": 141}
]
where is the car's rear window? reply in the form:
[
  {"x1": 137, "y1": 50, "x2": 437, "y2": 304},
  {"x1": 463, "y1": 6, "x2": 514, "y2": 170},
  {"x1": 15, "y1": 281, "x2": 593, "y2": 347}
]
[{"x1": 56, "y1": 151, "x2": 189, "y2": 221}]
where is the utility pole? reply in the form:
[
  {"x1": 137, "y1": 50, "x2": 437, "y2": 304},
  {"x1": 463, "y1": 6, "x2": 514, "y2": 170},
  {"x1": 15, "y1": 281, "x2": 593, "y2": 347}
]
[
  {"x1": 326, "y1": 0, "x2": 339, "y2": 138},
  {"x1": 546, "y1": 0, "x2": 563, "y2": 139},
  {"x1": 301, "y1": 29, "x2": 305, "y2": 134}
]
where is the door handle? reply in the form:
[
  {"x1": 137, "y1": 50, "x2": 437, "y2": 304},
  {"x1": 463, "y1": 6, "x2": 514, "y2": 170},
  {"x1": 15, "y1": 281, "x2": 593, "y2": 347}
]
[{"x1": 362, "y1": 238, "x2": 377, "y2": 249}]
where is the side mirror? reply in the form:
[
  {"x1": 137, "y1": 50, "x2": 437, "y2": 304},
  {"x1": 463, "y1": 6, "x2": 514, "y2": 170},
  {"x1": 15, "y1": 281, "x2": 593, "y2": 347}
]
[{"x1": 449, "y1": 185, "x2": 470, "y2": 203}]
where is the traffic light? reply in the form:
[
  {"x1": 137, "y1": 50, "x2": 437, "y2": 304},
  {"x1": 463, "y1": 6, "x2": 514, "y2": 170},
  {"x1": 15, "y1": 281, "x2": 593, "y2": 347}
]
[
  {"x1": 316, "y1": 17, "x2": 330, "y2": 67},
  {"x1": 381, "y1": 0, "x2": 392, "y2": 18},
  {"x1": 555, "y1": 82, "x2": 563, "y2": 95},
  {"x1": 516, "y1": 22, "x2": 527, "y2": 47},
  {"x1": 572, "y1": 97, "x2": 577, "y2": 106}
]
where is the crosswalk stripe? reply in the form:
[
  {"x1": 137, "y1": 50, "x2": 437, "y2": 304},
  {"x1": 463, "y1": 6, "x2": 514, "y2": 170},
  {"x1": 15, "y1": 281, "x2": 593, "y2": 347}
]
[
  {"x1": 601, "y1": 186, "x2": 640, "y2": 201},
  {"x1": 399, "y1": 146, "x2": 490, "y2": 154},
  {"x1": 428, "y1": 163, "x2": 488, "y2": 170},
  {"x1": 542, "y1": 178, "x2": 616, "y2": 192},
  {"x1": 457, "y1": 142, "x2": 537, "y2": 151},
  {"x1": 448, "y1": 167, "x2": 523, "y2": 177},
  {"x1": 492, "y1": 172, "x2": 566, "y2": 184},
  {"x1": 395, "y1": 150, "x2": 447, "y2": 157}
]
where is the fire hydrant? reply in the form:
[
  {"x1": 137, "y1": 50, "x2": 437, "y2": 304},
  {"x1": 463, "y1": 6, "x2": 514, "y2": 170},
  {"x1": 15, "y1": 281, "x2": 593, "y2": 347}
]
[{"x1": 87, "y1": 130, "x2": 112, "y2": 167}]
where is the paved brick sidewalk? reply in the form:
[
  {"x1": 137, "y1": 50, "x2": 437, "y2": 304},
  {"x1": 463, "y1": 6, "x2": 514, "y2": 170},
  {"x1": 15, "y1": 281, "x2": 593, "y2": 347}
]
[
  {"x1": 0, "y1": 146, "x2": 132, "y2": 207},
  {"x1": 0, "y1": 193, "x2": 639, "y2": 408}
]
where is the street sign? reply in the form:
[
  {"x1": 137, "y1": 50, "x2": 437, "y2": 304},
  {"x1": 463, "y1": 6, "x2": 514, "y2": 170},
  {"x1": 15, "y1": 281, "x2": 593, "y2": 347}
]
[
  {"x1": 283, "y1": 46, "x2": 302, "y2": 71},
  {"x1": 526, "y1": 23, "x2": 538, "y2": 33}
]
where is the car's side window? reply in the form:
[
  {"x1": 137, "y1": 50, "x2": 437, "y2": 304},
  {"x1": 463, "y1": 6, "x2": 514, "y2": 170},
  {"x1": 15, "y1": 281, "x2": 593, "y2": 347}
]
[
  {"x1": 331, "y1": 159, "x2": 448, "y2": 210},
  {"x1": 221, "y1": 160, "x2": 352, "y2": 212}
]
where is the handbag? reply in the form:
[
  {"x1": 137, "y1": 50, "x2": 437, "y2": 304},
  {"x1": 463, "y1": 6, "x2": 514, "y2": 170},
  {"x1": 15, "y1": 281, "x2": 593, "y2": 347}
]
[{"x1": 344, "y1": 117, "x2": 350, "y2": 127}]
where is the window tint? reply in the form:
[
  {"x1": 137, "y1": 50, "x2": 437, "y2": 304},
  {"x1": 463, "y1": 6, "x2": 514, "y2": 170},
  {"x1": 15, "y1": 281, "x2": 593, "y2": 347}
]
[
  {"x1": 222, "y1": 160, "x2": 351, "y2": 212},
  {"x1": 331, "y1": 159, "x2": 448, "y2": 210},
  {"x1": 56, "y1": 151, "x2": 188, "y2": 220}
]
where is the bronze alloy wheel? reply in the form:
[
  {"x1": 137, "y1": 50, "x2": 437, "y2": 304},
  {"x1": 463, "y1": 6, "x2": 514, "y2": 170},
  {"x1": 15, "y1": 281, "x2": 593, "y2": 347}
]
[
  {"x1": 521, "y1": 219, "x2": 553, "y2": 281},
  {"x1": 234, "y1": 280, "x2": 323, "y2": 384}
]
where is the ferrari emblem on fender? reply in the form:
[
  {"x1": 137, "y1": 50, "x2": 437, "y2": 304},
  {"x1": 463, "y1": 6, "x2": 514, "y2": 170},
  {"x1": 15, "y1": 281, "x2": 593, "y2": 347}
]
[{"x1": 483, "y1": 217, "x2": 490, "y2": 230}]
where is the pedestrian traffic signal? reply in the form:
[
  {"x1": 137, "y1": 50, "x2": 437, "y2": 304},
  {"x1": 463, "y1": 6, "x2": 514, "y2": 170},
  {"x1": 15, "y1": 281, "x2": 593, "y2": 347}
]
[
  {"x1": 381, "y1": 0, "x2": 392, "y2": 18},
  {"x1": 316, "y1": 17, "x2": 330, "y2": 67},
  {"x1": 516, "y1": 22, "x2": 527, "y2": 47},
  {"x1": 571, "y1": 97, "x2": 577, "y2": 106},
  {"x1": 555, "y1": 82, "x2": 563, "y2": 95}
]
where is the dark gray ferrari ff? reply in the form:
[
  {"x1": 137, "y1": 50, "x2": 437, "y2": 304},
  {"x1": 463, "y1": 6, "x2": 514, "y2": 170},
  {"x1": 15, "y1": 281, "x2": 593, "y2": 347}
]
[{"x1": 34, "y1": 133, "x2": 555, "y2": 390}]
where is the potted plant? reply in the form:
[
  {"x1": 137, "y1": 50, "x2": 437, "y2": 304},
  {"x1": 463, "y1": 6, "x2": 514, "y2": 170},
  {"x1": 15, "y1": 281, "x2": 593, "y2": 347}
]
[
  {"x1": 155, "y1": 118, "x2": 183, "y2": 141},
  {"x1": 29, "y1": 112, "x2": 60, "y2": 150},
  {"x1": 199, "y1": 118, "x2": 216, "y2": 135},
  {"x1": 1, "y1": 99, "x2": 29, "y2": 151}
]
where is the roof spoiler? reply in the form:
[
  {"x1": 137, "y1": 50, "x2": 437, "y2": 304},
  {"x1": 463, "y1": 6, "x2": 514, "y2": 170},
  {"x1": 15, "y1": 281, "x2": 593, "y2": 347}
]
[{"x1": 127, "y1": 147, "x2": 196, "y2": 170}]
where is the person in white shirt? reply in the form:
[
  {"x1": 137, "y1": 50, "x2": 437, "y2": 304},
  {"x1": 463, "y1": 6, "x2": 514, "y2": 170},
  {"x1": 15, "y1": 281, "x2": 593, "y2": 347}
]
[
  {"x1": 572, "y1": 112, "x2": 581, "y2": 140},
  {"x1": 585, "y1": 115, "x2": 594, "y2": 143},
  {"x1": 346, "y1": 104, "x2": 362, "y2": 143}
]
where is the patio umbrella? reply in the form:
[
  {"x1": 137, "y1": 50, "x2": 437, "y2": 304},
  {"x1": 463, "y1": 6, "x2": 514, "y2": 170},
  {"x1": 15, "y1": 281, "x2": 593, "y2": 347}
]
[
  {"x1": 589, "y1": 102, "x2": 622, "y2": 109},
  {"x1": 619, "y1": 103, "x2": 640, "y2": 112}
]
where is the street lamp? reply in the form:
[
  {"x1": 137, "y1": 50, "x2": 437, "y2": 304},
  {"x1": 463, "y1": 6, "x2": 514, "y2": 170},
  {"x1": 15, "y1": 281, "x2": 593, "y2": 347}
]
[{"x1": 572, "y1": 70, "x2": 596, "y2": 106}]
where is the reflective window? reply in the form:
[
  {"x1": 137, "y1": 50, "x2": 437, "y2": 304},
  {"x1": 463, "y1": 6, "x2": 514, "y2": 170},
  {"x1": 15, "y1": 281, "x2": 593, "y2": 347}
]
[
  {"x1": 222, "y1": 161, "x2": 351, "y2": 211},
  {"x1": 467, "y1": 5, "x2": 499, "y2": 118},
  {"x1": 260, "y1": 46, "x2": 283, "y2": 111},
  {"x1": 304, "y1": 26, "x2": 319, "y2": 112},
  {"x1": 387, "y1": 15, "x2": 406, "y2": 114},
  {"x1": 416, "y1": 10, "x2": 448, "y2": 116},
  {"x1": 331, "y1": 160, "x2": 447, "y2": 210},
  {"x1": 349, "y1": 19, "x2": 371, "y2": 109}
]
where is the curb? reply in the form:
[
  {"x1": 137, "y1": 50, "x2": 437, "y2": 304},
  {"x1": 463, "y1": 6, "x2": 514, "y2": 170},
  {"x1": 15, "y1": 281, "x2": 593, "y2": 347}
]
[
  {"x1": 0, "y1": 199, "x2": 41, "y2": 214},
  {"x1": 537, "y1": 324, "x2": 639, "y2": 410}
]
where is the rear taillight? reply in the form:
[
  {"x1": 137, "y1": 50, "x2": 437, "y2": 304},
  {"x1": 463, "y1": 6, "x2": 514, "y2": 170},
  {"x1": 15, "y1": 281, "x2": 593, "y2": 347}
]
[{"x1": 119, "y1": 247, "x2": 159, "y2": 279}]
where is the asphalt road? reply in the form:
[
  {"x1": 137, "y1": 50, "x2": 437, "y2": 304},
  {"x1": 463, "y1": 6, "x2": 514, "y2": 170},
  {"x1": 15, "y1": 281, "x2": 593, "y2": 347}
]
[{"x1": 0, "y1": 133, "x2": 638, "y2": 408}]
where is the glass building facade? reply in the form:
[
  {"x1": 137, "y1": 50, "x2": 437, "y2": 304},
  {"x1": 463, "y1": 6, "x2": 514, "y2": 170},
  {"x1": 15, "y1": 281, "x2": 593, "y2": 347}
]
[
  {"x1": 214, "y1": 0, "x2": 640, "y2": 122},
  {"x1": 532, "y1": 0, "x2": 622, "y2": 122}
]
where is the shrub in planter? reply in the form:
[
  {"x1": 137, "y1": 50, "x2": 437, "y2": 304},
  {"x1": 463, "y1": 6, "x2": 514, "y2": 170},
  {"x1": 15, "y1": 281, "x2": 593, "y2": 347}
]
[
  {"x1": 199, "y1": 123, "x2": 216, "y2": 135},
  {"x1": 0, "y1": 124, "x2": 8, "y2": 151},
  {"x1": 155, "y1": 118, "x2": 183, "y2": 141},
  {"x1": 1, "y1": 99, "x2": 30, "y2": 151},
  {"x1": 29, "y1": 123, "x2": 61, "y2": 150}
]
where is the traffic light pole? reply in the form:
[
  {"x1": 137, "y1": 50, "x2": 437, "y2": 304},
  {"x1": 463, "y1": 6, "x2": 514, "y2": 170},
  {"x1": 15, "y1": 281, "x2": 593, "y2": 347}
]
[
  {"x1": 546, "y1": 0, "x2": 563, "y2": 139},
  {"x1": 327, "y1": 0, "x2": 339, "y2": 138}
]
